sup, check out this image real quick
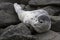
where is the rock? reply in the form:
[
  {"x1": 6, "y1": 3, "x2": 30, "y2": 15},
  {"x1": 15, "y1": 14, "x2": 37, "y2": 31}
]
[
  {"x1": 0, "y1": 34, "x2": 37, "y2": 40},
  {"x1": 0, "y1": 30, "x2": 60, "y2": 40},
  {"x1": 50, "y1": 16, "x2": 60, "y2": 32},
  {"x1": 17, "y1": 0, "x2": 30, "y2": 4},
  {"x1": 43, "y1": 6, "x2": 60, "y2": 15},
  {"x1": 0, "y1": 0, "x2": 29, "y2": 4},
  {"x1": 0, "y1": 2, "x2": 20, "y2": 28},
  {"x1": 28, "y1": 0, "x2": 60, "y2": 16},
  {"x1": 24, "y1": 6, "x2": 60, "y2": 16},
  {"x1": 29, "y1": 0, "x2": 60, "y2": 6},
  {"x1": 58, "y1": 32, "x2": 60, "y2": 34},
  {"x1": 20, "y1": 4, "x2": 25, "y2": 9},
  {"x1": 24, "y1": 5, "x2": 36, "y2": 11},
  {"x1": 0, "y1": 23, "x2": 31, "y2": 37},
  {"x1": 35, "y1": 30, "x2": 60, "y2": 40},
  {"x1": 0, "y1": 0, "x2": 17, "y2": 3},
  {"x1": 50, "y1": 16, "x2": 60, "y2": 21},
  {"x1": 0, "y1": 29, "x2": 4, "y2": 35}
]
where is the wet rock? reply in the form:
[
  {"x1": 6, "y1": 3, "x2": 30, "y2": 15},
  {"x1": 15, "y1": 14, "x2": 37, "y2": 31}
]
[
  {"x1": 0, "y1": 2, "x2": 20, "y2": 28},
  {"x1": 29, "y1": 0, "x2": 60, "y2": 6},
  {"x1": 0, "y1": 23, "x2": 31, "y2": 37}
]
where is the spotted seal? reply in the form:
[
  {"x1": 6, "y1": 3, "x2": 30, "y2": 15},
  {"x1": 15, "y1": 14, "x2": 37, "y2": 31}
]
[{"x1": 14, "y1": 3, "x2": 51, "y2": 33}]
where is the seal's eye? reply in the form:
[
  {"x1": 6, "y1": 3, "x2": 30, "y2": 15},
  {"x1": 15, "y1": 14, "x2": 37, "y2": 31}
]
[
  {"x1": 39, "y1": 20, "x2": 43, "y2": 23},
  {"x1": 38, "y1": 15, "x2": 50, "y2": 23}
]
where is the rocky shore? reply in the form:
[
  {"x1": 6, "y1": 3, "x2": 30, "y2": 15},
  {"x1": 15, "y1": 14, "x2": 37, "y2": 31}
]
[{"x1": 0, "y1": 0, "x2": 60, "y2": 40}]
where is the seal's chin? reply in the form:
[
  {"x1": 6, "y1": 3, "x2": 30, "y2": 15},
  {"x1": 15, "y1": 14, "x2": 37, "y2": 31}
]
[{"x1": 33, "y1": 15, "x2": 51, "y2": 33}]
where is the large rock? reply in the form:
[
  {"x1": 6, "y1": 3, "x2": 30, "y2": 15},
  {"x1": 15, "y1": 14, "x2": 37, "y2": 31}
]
[
  {"x1": 29, "y1": 0, "x2": 60, "y2": 6},
  {"x1": 24, "y1": 5, "x2": 37, "y2": 11},
  {"x1": 0, "y1": 30, "x2": 60, "y2": 40},
  {"x1": 0, "y1": 34, "x2": 36, "y2": 40},
  {"x1": 0, "y1": 0, "x2": 17, "y2": 3},
  {"x1": 0, "y1": 0, "x2": 29, "y2": 4},
  {"x1": 43, "y1": 6, "x2": 60, "y2": 15},
  {"x1": 0, "y1": 23, "x2": 31, "y2": 37},
  {"x1": 0, "y1": 34, "x2": 37, "y2": 40},
  {"x1": 35, "y1": 30, "x2": 60, "y2": 40},
  {"x1": 0, "y1": 2, "x2": 20, "y2": 28},
  {"x1": 0, "y1": 23, "x2": 35, "y2": 40},
  {"x1": 0, "y1": 23, "x2": 60, "y2": 40}
]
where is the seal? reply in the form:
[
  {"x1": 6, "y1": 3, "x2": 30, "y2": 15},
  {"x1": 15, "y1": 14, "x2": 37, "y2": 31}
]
[{"x1": 14, "y1": 3, "x2": 51, "y2": 33}]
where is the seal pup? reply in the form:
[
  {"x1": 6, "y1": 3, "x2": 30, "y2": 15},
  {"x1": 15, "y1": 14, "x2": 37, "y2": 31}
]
[{"x1": 14, "y1": 3, "x2": 51, "y2": 33}]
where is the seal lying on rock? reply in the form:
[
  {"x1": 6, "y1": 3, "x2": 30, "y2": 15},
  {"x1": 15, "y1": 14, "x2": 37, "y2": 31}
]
[{"x1": 13, "y1": 3, "x2": 51, "y2": 33}]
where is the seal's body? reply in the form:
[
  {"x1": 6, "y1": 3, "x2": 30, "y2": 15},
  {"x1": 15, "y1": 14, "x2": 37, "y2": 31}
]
[{"x1": 14, "y1": 3, "x2": 51, "y2": 33}]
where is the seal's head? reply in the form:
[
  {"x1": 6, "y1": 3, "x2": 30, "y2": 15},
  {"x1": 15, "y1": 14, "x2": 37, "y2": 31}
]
[{"x1": 31, "y1": 15, "x2": 51, "y2": 33}]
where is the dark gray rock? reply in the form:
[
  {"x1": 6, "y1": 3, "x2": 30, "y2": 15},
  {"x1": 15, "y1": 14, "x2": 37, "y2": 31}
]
[
  {"x1": 0, "y1": 0, "x2": 29, "y2": 4},
  {"x1": 17, "y1": 0, "x2": 30, "y2": 4},
  {"x1": 0, "y1": 29, "x2": 4, "y2": 35},
  {"x1": 24, "y1": 5, "x2": 36, "y2": 11},
  {"x1": 35, "y1": 30, "x2": 60, "y2": 40},
  {"x1": 43, "y1": 6, "x2": 60, "y2": 15},
  {"x1": 0, "y1": 2, "x2": 20, "y2": 28},
  {"x1": 0, "y1": 0, "x2": 17, "y2": 3},
  {"x1": 0, "y1": 34, "x2": 37, "y2": 40},
  {"x1": 0, "y1": 30, "x2": 60, "y2": 40},
  {"x1": 58, "y1": 32, "x2": 60, "y2": 34},
  {"x1": 20, "y1": 4, "x2": 25, "y2": 9},
  {"x1": 29, "y1": 0, "x2": 60, "y2": 16},
  {"x1": 50, "y1": 16, "x2": 60, "y2": 32},
  {"x1": 0, "y1": 23, "x2": 31, "y2": 37},
  {"x1": 29, "y1": 0, "x2": 60, "y2": 6}
]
